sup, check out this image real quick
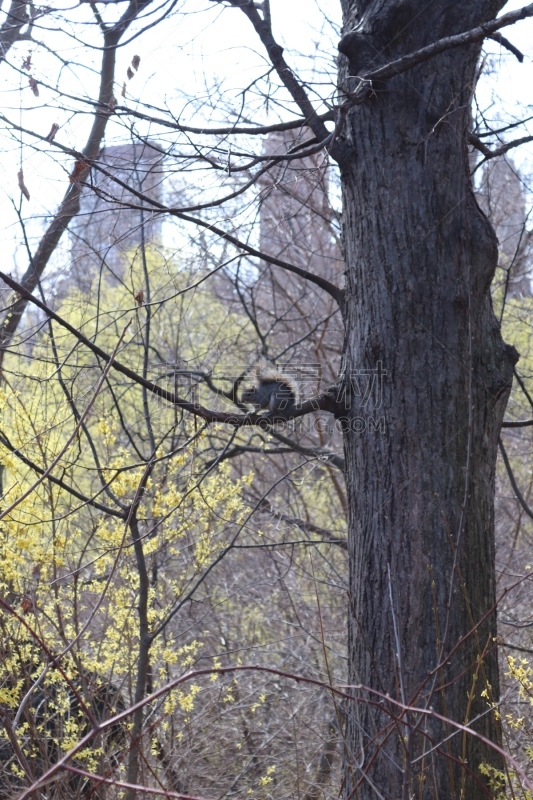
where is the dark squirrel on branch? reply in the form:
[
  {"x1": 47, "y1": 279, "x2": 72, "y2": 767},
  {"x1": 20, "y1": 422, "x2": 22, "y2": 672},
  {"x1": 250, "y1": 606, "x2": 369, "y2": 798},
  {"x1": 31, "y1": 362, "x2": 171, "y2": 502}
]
[{"x1": 241, "y1": 370, "x2": 298, "y2": 414}]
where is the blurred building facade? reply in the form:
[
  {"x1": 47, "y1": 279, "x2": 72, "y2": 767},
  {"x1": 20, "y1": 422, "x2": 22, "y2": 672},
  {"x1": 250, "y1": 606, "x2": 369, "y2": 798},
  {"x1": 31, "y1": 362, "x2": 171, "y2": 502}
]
[
  {"x1": 70, "y1": 141, "x2": 165, "y2": 289},
  {"x1": 255, "y1": 128, "x2": 344, "y2": 395},
  {"x1": 477, "y1": 156, "x2": 533, "y2": 299}
]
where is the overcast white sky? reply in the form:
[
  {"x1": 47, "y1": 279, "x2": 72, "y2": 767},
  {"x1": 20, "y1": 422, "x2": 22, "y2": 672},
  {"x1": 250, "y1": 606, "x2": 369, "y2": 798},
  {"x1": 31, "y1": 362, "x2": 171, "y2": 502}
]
[{"x1": 1, "y1": 0, "x2": 533, "y2": 278}]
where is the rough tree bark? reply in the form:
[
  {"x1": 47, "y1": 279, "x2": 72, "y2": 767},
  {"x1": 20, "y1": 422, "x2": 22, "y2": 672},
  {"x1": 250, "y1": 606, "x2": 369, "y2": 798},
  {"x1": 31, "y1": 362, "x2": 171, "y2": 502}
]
[{"x1": 337, "y1": 1, "x2": 518, "y2": 797}]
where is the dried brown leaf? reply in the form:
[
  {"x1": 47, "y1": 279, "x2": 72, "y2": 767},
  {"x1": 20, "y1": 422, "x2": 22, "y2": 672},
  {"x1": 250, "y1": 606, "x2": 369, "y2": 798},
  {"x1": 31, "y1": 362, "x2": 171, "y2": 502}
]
[
  {"x1": 70, "y1": 159, "x2": 88, "y2": 183},
  {"x1": 45, "y1": 123, "x2": 59, "y2": 142},
  {"x1": 17, "y1": 170, "x2": 30, "y2": 201},
  {"x1": 21, "y1": 595, "x2": 34, "y2": 614}
]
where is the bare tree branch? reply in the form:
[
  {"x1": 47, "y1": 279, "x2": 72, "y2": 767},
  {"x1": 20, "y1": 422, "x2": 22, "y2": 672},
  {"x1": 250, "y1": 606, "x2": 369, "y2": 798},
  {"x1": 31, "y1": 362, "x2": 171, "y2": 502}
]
[
  {"x1": 487, "y1": 32, "x2": 524, "y2": 62},
  {"x1": 499, "y1": 438, "x2": 533, "y2": 521},
  {"x1": 213, "y1": 0, "x2": 330, "y2": 143},
  {"x1": 114, "y1": 106, "x2": 335, "y2": 136},
  {"x1": 362, "y1": 2, "x2": 533, "y2": 83},
  {"x1": 469, "y1": 131, "x2": 533, "y2": 162},
  {"x1": 255, "y1": 499, "x2": 347, "y2": 550}
]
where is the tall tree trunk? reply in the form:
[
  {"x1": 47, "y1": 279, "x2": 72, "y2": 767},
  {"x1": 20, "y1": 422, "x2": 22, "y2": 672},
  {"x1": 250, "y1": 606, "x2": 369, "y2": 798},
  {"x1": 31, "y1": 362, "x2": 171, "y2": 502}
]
[{"x1": 338, "y1": 2, "x2": 517, "y2": 797}]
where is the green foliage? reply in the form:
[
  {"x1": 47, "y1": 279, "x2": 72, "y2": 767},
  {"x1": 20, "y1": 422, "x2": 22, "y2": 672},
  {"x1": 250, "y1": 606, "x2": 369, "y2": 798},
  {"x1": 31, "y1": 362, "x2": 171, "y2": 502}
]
[{"x1": 0, "y1": 247, "x2": 346, "y2": 797}]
